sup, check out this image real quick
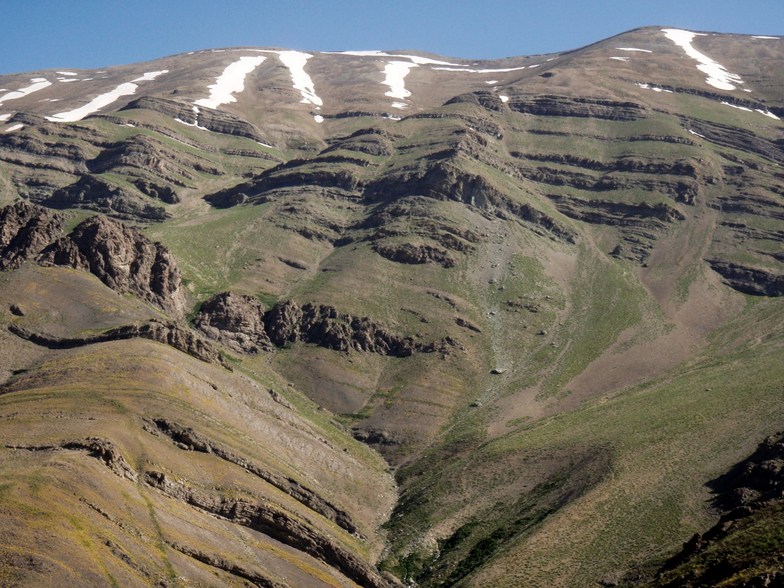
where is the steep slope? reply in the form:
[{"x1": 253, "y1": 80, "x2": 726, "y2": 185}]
[{"x1": 0, "y1": 26, "x2": 782, "y2": 587}]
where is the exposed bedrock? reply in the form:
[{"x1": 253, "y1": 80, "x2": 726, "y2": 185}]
[
  {"x1": 0, "y1": 201, "x2": 64, "y2": 270},
  {"x1": 38, "y1": 215, "x2": 187, "y2": 316},
  {"x1": 195, "y1": 294, "x2": 455, "y2": 357},
  {"x1": 708, "y1": 260, "x2": 784, "y2": 296}
]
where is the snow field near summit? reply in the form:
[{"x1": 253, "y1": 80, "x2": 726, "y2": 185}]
[
  {"x1": 383, "y1": 61, "x2": 418, "y2": 103},
  {"x1": 195, "y1": 56, "x2": 266, "y2": 110},
  {"x1": 274, "y1": 51, "x2": 323, "y2": 107},
  {"x1": 0, "y1": 79, "x2": 53, "y2": 106},
  {"x1": 662, "y1": 28, "x2": 743, "y2": 91},
  {"x1": 47, "y1": 70, "x2": 168, "y2": 122}
]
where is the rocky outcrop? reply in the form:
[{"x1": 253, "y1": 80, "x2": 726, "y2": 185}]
[
  {"x1": 636, "y1": 432, "x2": 784, "y2": 587},
  {"x1": 373, "y1": 242, "x2": 456, "y2": 268},
  {"x1": 366, "y1": 163, "x2": 575, "y2": 243},
  {"x1": 508, "y1": 95, "x2": 648, "y2": 121},
  {"x1": 0, "y1": 201, "x2": 64, "y2": 270},
  {"x1": 121, "y1": 97, "x2": 272, "y2": 144},
  {"x1": 547, "y1": 195, "x2": 685, "y2": 262},
  {"x1": 165, "y1": 542, "x2": 285, "y2": 588},
  {"x1": 194, "y1": 294, "x2": 452, "y2": 358},
  {"x1": 710, "y1": 431, "x2": 784, "y2": 511},
  {"x1": 143, "y1": 471, "x2": 390, "y2": 588},
  {"x1": 265, "y1": 301, "x2": 428, "y2": 356},
  {"x1": 44, "y1": 175, "x2": 169, "y2": 221},
  {"x1": 145, "y1": 418, "x2": 358, "y2": 534},
  {"x1": 194, "y1": 292, "x2": 273, "y2": 353},
  {"x1": 708, "y1": 260, "x2": 784, "y2": 297},
  {"x1": 6, "y1": 438, "x2": 137, "y2": 482},
  {"x1": 8, "y1": 320, "x2": 227, "y2": 367},
  {"x1": 38, "y1": 215, "x2": 187, "y2": 316}
]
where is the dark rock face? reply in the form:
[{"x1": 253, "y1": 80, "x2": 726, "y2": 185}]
[
  {"x1": 194, "y1": 292, "x2": 273, "y2": 353},
  {"x1": 0, "y1": 201, "x2": 64, "y2": 270},
  {"x1": 711, "y1": 431, "x2": 784, "y2": 511},
  {"x1": 708, "y1": 260, "x2": 784, "y2": 296},
  {"x1": 373, "y1": 242, "x2": 456, "y2": 268},
  {"x1": 508, "y1": 95, "x2": 648, "y2": 121},
  {"x1": 38, "y1": 215, "x2": 187, "y2": 316},
  {"x1": 8, "y1": 319, "x2": 226, "y2": 367},
  {"x1": 121, "y1": 97, "x2": 271, "y2": 144},
  {"x1": 195, "y1": 294, "x2": 449, "y2": 358},
  {"x1": 133, "y1": 179, "x2": 179, "y2": 204},
  {"x1": 142, "y1": 471, "x2": 390, "y2": 588},
  {"x1": 264, "y1": 301, "x2": 424, "y2": 356},
  {"x1": 45, "y1": 175, "x2": 169, "y2": 221},
  {"x1": 146, "y1": 418, "x2": 358, "y2": 534}
]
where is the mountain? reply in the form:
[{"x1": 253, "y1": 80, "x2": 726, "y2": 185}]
[{"x1": 0, "y1": 26, "x2": 782, "y2": 587}]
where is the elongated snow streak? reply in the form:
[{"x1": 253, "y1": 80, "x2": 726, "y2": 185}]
[
  {"x1": 610, "y1": 57, "x2": 629, "y2": 62},
  {"x1": 327, "y1": 50, "x2": 463, "y2": 66},
  {"x1": 616, "y1": 47, "x2": 653, "y2": 53},
  {"x1": 752, "y1": 35, "x2": 779, "y2": 40},
  {"x1": 0, "y1": 79, "x2": 52, "y2": 106},
  {"x1": 0, "y1": 113, "x2": 11, "y2": 122},
  {"x1": 722, "y1": 101, "x2": 781, "y2": 120},
  {"x1": 56, "y1": 71, "x2": 78, "y2": 76},
  {"x1": 276, "y1": 51, "x2": 323, "y2": 106},
  {"x1": 383, "y1": 61, "x2": 418, "y2": 101},
  {"x1": 46, "y1": 70, "x2": 168, "y2": 122},
  {"x1": 662, "y1": 28, "x2": 742, "y2": 91},
  {"x1": 195, "y1": 56, "x2": 266, "y2": 110},
  {"x1": 4, "y1": 124, "x2": 24, "y2": 132},
  {"x1": 636, "y1": 83, "x2": 673, "y2": 93},
  {"x1": 432, "y1": 65, "x2": 527, "y2": 73}
]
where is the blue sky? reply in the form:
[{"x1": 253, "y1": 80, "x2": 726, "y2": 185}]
[{"x1": 1, "y1": 0, "x2": 782, "y2": 74}]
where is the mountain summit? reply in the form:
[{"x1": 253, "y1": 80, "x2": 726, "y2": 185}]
[{"x1": 0, "y1": 27, "x2": 783, "y2": 587}]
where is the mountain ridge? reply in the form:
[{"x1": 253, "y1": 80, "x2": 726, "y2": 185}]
[{"x1": 0, "y1": 26, "x2": 783, "y2": 587}]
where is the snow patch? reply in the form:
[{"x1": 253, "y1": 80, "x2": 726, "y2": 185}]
[
  {"x1": 4, "y1": 124, "x2": 24, "y2": 132},
  {"x1": 132, "y1": 70, "x2": 168, "y2": 82},
  {"x1": 688, "y1": 129, "x2": 705, "y2": 138},
  {"x1": 616, "y1": 47, "x2": 652, "y2": 53},
  {"x1": 275, "y1": 51, "x2": 323, "y2": 106},
  {"x1": 46, "y1": 71, "x2": 168, "y2": 122},
  {"x1": 314, "y1": 114, "x2": 324, "y2": 123},
  {"x1": 499, "y1": 95, "x2": 509, "y2": 103},
  {"x1": 57, "y1": 78, "x2": 79, "y2": 83},
  {"x1": 56, "y1": 71, "x2": 78, "y2": 76},
  {"x1": 485, "y1": 80, "x2": 499, "y2": 85},
  {"x1": 743, "y1": 88, "x2": 753, "y2": 92},
  {"x1": 327, "y1": 50, "x2": 463, "y2": 66},
  {"x1": 610, "y1": 57, "x2": 629, "y2": 62},
  {"x1": 0, "y1": 79, "x2": 52, "y2": 106},
  {"x1": 195, "y1": 56, "x2": 266, "y2": 110},
  {"x1": 391, "y1": 101, "x2": 409, "y2": 110},
  {"x1": 662, "y1": 28, "x2": 743, "y2": 90},
  {"x1": 752, "y1": 35, "x2": 779, "y2": 40},
  {"x1": 720, "y1": 102, "x2": 779, "y2": 119},
  {"x1": 0, "y1": 113, "x2": 11, "y2": 122},
  {"x1": 432, "y1": 65, "x2": 527, "y2": 73},
  {"x1": 722, "y1": 101, "x2": 752, "y2": 112},
  {"x1": 175, "y1": 117, "x2": 209, "y2": 131},
  {"x1": 383, "y1": 61, "x2": 418, "y2": 101},
  {"x1": 636, "y1": 83, "x2": 673, "y2": 93}
]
